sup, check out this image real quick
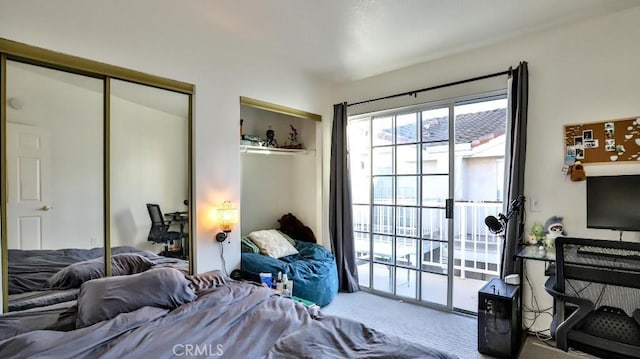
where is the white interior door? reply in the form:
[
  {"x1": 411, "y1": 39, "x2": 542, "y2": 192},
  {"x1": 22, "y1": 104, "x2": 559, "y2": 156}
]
[{"x1": 6, "y1": 123, "x2": 52, "y2": 250}]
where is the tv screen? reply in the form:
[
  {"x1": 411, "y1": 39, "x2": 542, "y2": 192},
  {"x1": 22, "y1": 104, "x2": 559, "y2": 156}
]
[{"x1": 586, "y1": 175, "x2": 640, "y2": 231}]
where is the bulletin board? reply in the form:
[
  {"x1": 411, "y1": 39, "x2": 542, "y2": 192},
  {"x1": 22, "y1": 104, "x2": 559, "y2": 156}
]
[{"x1": 564, "y1": 116, "x2": 640, "y2": 164}]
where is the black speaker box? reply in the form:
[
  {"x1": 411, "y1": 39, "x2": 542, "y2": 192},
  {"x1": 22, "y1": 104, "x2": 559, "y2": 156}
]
[{"x1": 478, "y1": 278, "x2": 523, "y2": 358}]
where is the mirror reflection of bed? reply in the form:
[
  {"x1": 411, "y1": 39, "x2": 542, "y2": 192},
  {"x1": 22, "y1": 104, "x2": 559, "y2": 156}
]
[{"x1": 4, "y1": 59, "x2": 191, "y2": 312}]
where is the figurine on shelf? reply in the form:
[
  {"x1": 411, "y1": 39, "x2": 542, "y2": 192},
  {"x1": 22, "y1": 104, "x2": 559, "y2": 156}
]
[
  {"x1": 283, "y1": 124, "x2": 303, "y2": 149},
  {"x1": 262, "y1": 126, "x2": 277, "y2": 148}
]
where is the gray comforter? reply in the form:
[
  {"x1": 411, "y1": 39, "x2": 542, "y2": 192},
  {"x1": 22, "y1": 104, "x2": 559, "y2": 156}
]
[
  {"x1": 0, "y1": 281, "x2": 457, "y2": 359},
  {"x1": 9, "y1": 246, "x2": 188, "y2": 295},
  {"x1": 8, "y1": 246, "x2": 188, "y2": 311}
]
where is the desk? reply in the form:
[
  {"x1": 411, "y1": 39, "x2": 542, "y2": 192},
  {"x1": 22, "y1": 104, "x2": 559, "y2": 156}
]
[
  {"x1": 163, "y1": 211, "x2": 188, "y2": 259},
  {"x1": 165, "y1": 211, "x2": 188, "y2": 233},
  {"x1": 514, "y1": 245, "x2": 556, "y2": 335},
  {"x1": 515, "y1": 245, "x2": 555, "y2": 263},
  {"x1": 515, "y1": 245, "x2": 555, "y2": 277}
]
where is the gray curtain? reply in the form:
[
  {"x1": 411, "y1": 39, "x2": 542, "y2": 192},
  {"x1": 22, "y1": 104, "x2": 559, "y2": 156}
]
[
  {"x1": 502, "y1": 62, "x2": 529, "y2": 276},
  {"x1": 329, "y1": 102, "x2": 359, "y2": 292}
]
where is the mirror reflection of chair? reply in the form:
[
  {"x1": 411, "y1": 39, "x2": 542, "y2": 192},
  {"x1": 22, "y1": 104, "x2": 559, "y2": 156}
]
[{"x1": 146, "y1": 203, "x2": 188, "y2": 259}]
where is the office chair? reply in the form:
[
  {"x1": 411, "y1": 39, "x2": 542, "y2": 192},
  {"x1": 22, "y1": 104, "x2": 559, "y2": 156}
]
[{"x1": 146, "y1": 203, "x2": 188, "y2": 258}]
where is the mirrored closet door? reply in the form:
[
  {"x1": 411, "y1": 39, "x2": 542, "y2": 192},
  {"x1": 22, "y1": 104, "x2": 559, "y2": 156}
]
[
  {"x1": 109, "y1": 79, "x2": 190, "y2": 262},
  {"x1": 4, "y1": 60, "x2": 105, "y2": 312},
  {"x1": 1, "y1": 38, "x2": 194, "y2": 312}
]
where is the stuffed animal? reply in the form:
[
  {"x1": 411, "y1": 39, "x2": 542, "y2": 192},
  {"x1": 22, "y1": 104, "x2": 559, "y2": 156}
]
[
  {"x1": 525, "y1": 222, "x2": 545, "y2": 245},
  {"x1": 570, "y1": 161, "x2": 586, "y2": 182},
  {"x1": 543, "y1": 216, "x2": 566, "y2": 249},
  {"x1": 278, "y1": 213, "x2": 317, "y2": 243}
]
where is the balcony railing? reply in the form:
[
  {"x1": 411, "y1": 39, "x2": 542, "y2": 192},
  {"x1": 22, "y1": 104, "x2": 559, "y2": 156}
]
[{"x1": 353, "y1": 201, "x2": 503, "y2": 280}]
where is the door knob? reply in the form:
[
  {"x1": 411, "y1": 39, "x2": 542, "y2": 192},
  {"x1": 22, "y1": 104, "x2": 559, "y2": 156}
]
[{"x1": 38, "y1": 205, "x2": 52, "y2": 211}]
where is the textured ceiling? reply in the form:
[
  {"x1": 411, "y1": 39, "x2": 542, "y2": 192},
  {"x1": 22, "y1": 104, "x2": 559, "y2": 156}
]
[
  {"x1": 193, "y1": 0, "x2": 639, "y2": 82},
  {"x1": 1, "y1": 0, "x2": 638, "y2": 83}
]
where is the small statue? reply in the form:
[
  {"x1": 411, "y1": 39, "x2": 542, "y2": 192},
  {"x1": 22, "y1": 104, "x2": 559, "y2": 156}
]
[
  {"x1": 263, "y1": 126, "x2": 277, "y2": 147},
  {"x1": 543, "y1": 216, "x2": 566, "y2": 249},
  {"x1": 285, "y1": 124, "x2": 302, "y2": 149}
]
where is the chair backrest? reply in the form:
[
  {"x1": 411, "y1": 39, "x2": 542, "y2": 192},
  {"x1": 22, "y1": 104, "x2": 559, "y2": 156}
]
[
  {"x1": 146, "y1": 203, "x2": 165, "y2": 226},
  {"x1": 146, "y1": 204, "x2": 170, "y2": 243}
]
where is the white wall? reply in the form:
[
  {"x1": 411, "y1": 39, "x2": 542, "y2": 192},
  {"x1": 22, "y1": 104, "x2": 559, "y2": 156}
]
[
  {"x1": 240, "y1": 151, "x2": 319, "y2": 237},
  {"x1": 240, "y1": 153, "x2": 294, "y2": 234},
  {"x1": 330, "y1": 7, "x2": 640, "y2": 331},
  {"x1": 0, "y1": 1, "x2": 329, "y2": 281}
]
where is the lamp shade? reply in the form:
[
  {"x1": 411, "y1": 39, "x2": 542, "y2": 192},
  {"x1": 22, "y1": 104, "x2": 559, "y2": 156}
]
[{"x1": 217, "y1": 201, "x2": 238, "y2": 232}]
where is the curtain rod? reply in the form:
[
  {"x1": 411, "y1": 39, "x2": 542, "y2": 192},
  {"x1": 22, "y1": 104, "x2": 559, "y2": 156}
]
[{"x1": 347, "y1": 69, "x2": 511, "y2": 107}]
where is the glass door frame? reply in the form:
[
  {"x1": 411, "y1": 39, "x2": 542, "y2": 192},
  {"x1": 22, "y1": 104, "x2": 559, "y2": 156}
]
[{"x1": 349, "y1": 89, "x2": 508, "y2": 313}]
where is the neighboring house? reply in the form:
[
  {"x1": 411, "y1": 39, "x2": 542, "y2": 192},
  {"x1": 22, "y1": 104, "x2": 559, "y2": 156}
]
[{"x1": 352, "y1": 107, "x2": 507, "y2": 207}]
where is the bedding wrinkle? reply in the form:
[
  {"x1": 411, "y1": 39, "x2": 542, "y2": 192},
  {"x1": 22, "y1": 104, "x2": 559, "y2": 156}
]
[{"x1": 0, "y1": 280, "x2": 457, "y2": 359}]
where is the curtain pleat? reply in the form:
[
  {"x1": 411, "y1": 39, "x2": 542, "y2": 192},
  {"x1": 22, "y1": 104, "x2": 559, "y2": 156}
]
[
  {"x1": 502, "y1": 62, "x2": 529, "y2": 276},
  {"x1": 329, "y1": 102, "x2": 359, "y2": 292}
]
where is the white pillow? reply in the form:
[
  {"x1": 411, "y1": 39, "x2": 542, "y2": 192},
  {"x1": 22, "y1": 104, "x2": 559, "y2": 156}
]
[{"x1": 248, "y1": 229, "x2": 299, "y2": 258}]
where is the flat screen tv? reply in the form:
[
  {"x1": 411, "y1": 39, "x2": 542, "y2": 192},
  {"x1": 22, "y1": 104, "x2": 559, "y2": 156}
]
[{"x1": 586, "y1": 174, "x2": 640, "y2": 231}]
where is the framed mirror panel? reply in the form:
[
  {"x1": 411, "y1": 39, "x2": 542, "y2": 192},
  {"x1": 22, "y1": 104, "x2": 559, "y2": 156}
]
[
  {"x1": 5, "y1": 60, "x2": 105, "y2": 312},
  {"x1": 110, "y1": 79, "x2": 190, "y2": 267},
  {"x1": 0, "y1": 38, "x2": 194, "y2": 312}
]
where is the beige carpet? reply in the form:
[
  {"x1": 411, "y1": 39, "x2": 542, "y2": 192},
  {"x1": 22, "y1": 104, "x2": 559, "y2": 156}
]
[{"x1": 321, "y1": 290, "x2": 596, "y2": 359}]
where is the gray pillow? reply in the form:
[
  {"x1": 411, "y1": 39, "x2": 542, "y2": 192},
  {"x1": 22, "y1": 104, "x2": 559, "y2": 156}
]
[
  {"x1": 185, "y1": 270, "x2": 228, "y2": 294},
  {"x1": 76, "y1": 267, "x2": 196, "y2": 328},
  {"x1": 111, "y1": 252, "x2": 155, "y2": 275},
  {"x1": 47, "y1": 253, "x2": 153, "y2": 289}
]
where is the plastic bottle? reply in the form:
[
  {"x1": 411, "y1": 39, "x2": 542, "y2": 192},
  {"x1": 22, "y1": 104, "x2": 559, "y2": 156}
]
[
  {"x1": 282, "y1": 273, "x2": 290, "y2": 297},
  {"x1": 276, "y1": 271, "x2": 284, "y2": 293}
]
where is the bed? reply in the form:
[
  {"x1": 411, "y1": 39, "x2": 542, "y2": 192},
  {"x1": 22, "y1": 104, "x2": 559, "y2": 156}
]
[
  {"x1": 7, "y1": 246, "x2": 188, "y2": 311},
  {"x1": 0, "y1": 268, "x2": 457, "y2": 358}
]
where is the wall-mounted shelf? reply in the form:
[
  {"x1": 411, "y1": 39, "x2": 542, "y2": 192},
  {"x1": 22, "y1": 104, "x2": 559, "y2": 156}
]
[{"x1": 240, "y1": 145, "x2": 312, "y2": 155}]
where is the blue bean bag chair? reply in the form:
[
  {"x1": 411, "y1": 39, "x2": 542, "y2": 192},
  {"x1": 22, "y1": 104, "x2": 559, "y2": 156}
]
[{"x1": 241, "y1": 240, "x2": 338, "y2": 307}]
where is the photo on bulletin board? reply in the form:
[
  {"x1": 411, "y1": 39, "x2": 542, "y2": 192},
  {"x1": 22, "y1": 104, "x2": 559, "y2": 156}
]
[
  {"x1": 574, "y1": 136, "x2": 582, "y2": 146},
  {"x1": 584, "y1": 139, "x2": 598, "y2": 149},
  {"x1": 564, "y1": 116, "x2": 640, "y2": 164}
]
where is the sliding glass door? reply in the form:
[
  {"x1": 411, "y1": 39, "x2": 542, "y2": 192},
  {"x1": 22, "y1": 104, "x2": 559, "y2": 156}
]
[
  {"x1": 349, "y1": 94, "x2": 507, "y2": 313},
  {"x1": 451, "y1": 98, "x2": 508, "y2": 313}
]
